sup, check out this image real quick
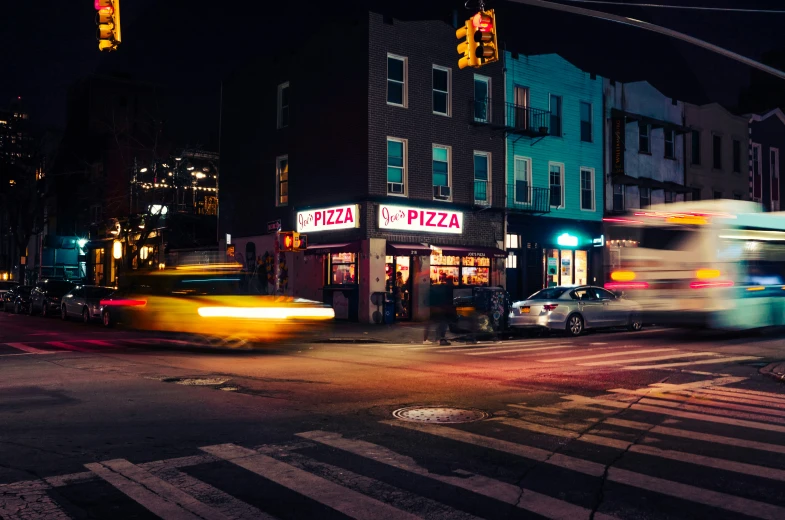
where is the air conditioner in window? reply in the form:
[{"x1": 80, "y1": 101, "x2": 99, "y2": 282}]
[
  {"x1": 388, "y1": 182, "x2": 404, "y2": 194},
  {"x1": 433, "y1": 185, "x2": 451, "y2": 200}
]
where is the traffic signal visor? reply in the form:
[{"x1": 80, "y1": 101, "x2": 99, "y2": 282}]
[{"x1": 95, "y1": 0, "x2": 121, "y2": 51}]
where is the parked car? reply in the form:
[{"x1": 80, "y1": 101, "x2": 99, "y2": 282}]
[
  {"x1": 0, "y1": 281, "x2": 18, "y2": 305},
  {"x1": 29, "y1": 279, "x2": 76, "y2": 317},
  {"x1": 3, "y1": 284, "x2": 29, "y2": 313},
  {"x1": 61, "y1": 285, "x2": 116, "y2": 323},
  {"x1": 8, "y1": 286, "x2": 33, "y2": 314},
  {"x1": 509, "y1": 285, "x2": 642, "y2": 336}
]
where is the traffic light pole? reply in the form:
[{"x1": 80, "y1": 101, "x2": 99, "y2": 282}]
[{"x1": 508, "y1": 0, "x2": 785, "y2": 81}]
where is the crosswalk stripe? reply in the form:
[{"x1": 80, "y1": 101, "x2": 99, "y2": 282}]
[
  {"x1": 637, "y1": 398, "x2": 785, "y2": 424},
  {"x1": 496, "y1": 418, "x2": 785, "y2": 482},
  {"x1": 604, "y1": 418, "x2": 785, "y2": 455},
  {"x1": 581, "y1": 352, "x2": 717, "y2": 367},
  {"x1": 466, "y1": 344, "x2": 573, "y2": 356},
  {"x1": 411, "y1": 340, "x2": 551, "y2": 351},
  {"x1": 201, "y1": 443, "x2": 420, "y2": 520},
  {"x1": 623, "y1": 356, "x2": 760, "y2": 370},
  {"x1": 436, "y1": 341, "x2": 550, "y2": 352},
  {"x1": 631, "y1": 403, "x2": 785, "y2": 433},
  {"x1": 47, "y1": 341, "x2": 93, "y2": 352},
  {"x1": 539, "y1": 348, "x2": 676, "y2": 363},
  {"x1": 83, "y1": 340, "x2": 118, "y2": 347},
  {"x1": 296, "y1": 430, "x2": 617, "y2": 520},
  {"x1": 383, "y1": 420, "x2": 785, "y2": 519},
  {"x1": 691, "y1": 387, "x2": 785, "y2": 404},
  {"x1": 612, "y1": 389, "x2": 785, "y2": 416},
  {"x1": 86, "y1": 460, "x2": 219, "y2": 520},
  {"x1": 0, "y1": 480, "x2": 71, "y2": 520},
  {"x1": 3, "y1": 342, "x2": 64, "y2": 355}
]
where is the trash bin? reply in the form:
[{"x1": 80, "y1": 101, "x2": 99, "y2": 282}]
[{"x1": 383, "y1": 293, "x2": 396, "y2": 324}]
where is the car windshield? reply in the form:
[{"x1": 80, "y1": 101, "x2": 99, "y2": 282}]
[
  {"x1": 45, "y1": 281, "x2": 75, "y2": 294},
  {"x1": 528, "y1": 288, "x2": 568, "y2": 300}
]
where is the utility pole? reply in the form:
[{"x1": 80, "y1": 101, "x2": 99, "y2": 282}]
[{"x1": 508, "y1": 0, "x2": 785, "y2": 81}]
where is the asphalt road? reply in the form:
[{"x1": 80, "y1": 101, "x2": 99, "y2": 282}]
[{"x1": 1, "y1": 311, "x2": 785, "y2": 520}]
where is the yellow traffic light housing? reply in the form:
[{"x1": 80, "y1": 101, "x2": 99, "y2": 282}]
[
  {"x1": 456, "y1": 9, "x2": 499, "y2": 69},
  {"x1": 95, "y1": 0, "x2": 121, "y2": 52}
]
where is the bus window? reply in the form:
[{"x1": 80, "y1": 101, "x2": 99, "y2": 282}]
[{"x1": 639, "y1": 228, "x2": 692, "y2": 250}]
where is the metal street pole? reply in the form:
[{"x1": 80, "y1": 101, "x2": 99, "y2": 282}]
[{"x1": 507, "y1": 0, "x2": 785, "y2": 81}]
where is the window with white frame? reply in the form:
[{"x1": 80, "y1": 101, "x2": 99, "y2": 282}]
[
  {"x1": 513, "y1": 156, "x2": 532, "y2": 204},
  {"x1": 432, "y1": 65, "x2": 450, "y2": 116},
  {"x1": 473, "y1": 151, "x2": 490, "y2": 204},
  {"x1": 473, "y1": 75, "x2": 490, "y2": 123},
  {"x1": 639, "y1": 123, "x2": 650, "y2": 153},
  {"x1": 580, "y1": 167, "x2": 594, "y2": 211},
  {"x1": 277, "y1": 82, "x2": 289, "y2": 129},
  {"x1": 579, "y1": 102, "x2": 592, "y2": 142},
  {"x1": 771, "y1": 147, "x2": 780, "y2": 210},
  {"x1": 549, "y1": 162, "x2": 564, "y2": 208},
  {"x1": 387, "y1": 54, "x2": 407, "y2": 107},
  {"x1": 613, "y1": 184, "x2": 624, "y2": 212},
  {"x1": 432, "y1": 145, "x2": 451, "y2": 200},
  {"x1": 276, "y1": 155, "x2": 288, "y2": 206},
  {"x1": 664, "y1": 129, "x2": 675, "y2": 158},
  {"x1": 387, "y1": 138, "x2": 406, "y2": 196}
]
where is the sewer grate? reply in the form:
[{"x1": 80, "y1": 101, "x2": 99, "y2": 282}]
[
  {"x1": 392, "y1": 406, "x2": 489, "y2": 424},
  {"x1": 162, "y1": 377, "x2": 229, "y2": 386}
]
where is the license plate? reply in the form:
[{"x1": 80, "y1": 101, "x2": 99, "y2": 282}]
[{"x1": 522, "y1": 307, "x2": 530, "y2": 313}]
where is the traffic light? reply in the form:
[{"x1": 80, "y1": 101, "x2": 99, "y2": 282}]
[
  {"x1": 294, "y1": 234, "x2": 307, "y2": 251},
  {"x1": 95, "y1": 0, "x2": 121, "y2": 52},
  {"x1": 279, "y1": 232, "x2": 295, "y2": 252},
  {"x1": 456, "y1": 9, "x2": 499, "y2": 69}
]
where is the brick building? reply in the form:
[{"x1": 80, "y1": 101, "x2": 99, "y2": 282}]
[{"x1": 219, "y1": 10, "x2": 507, "y2": 322}]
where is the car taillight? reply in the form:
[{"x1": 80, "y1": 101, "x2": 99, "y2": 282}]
[
  {"x1": 100, "y1": 299, "x2": 147, "y2": 307},
  {"x1": 610, "y1": 271, "x2": 636, "y2": 282},
  {"x1": 689, "y1": 280, "x2": 734, "y2": 289},
  {"x1": 604, "y1": 282, "x2": 649, "y2": 290},
  {"x1": 696, "y1": 268, "x2": 720, "y2": 280},
  {"x1": 543, "y1": 304, "x2": 558, "y2": 311}
]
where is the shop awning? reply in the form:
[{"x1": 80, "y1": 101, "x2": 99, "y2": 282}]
[
  {"x1": 434, "y1": 245, "x2": 508, "y2": 259},
  {"x1": 662, "y1": 181, "x2": 692, "y2": 194},
  {"x1": 636, "y1": 176, "x2": 666, "y2": 190},
  {"x1": 386, "y1": 243, "x2": 433, "y2": 256},
  {"x1": 611, "y1": 174, "x2": 640, "y2": 186},
  {"x1": 304, "y1": 241, "x2": 361, "y2": 255}
]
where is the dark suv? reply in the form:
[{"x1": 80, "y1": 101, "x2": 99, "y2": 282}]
[{"x1": 30, "y1": 280, "x2": 76, "y2": 317}]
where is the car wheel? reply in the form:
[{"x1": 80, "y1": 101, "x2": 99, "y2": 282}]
[
  {"x1": 61, "y1": 305, "x2": 68, "y2": 321},
  {"x1": 628, "y1": 314, "x2": 643, "y2": 331},
  {"x1": 566, "y1": 314, "x2": 584, "y2": 336},
  {"x1": 102, "y1": 310, "x2": 112, "y2": 328},
  {"x1": 82, "y1": 307, "x2": 90, "y2": 324},
  {"x1": 41, "y1": 301, "x2": 48, "y2": 318}
]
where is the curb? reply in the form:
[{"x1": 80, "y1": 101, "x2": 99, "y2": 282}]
[{"x1": 759, "y1": 361, "x2": 785, "y2": 383}]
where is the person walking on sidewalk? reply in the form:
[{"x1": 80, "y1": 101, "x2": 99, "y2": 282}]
[{"x1": 424, "y1": 282, "x2": 453, "y2": 345}]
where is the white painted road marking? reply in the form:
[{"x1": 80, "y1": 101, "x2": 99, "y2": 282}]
[
  {"x1": 201, "y1": 443, "x2": 420, "y2": 520},
  {"x1": 581, "y1": 352, "x2": 718, "y2": 367},
  {"x1": 3, "y1": 342, "x2": 64, "y2": 354},
  {"x1": 623, "y1": 356, "x2": 760, "y2": 370},
  {"x1": 539, "y1": 348, "x2": 676, "y2": 363},
  {"x1": 466, "y1": 344, "x2": 573, "y2": 355}
]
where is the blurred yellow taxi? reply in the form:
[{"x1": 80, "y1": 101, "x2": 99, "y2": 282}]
[{"x1": 100, "y1": 264, "x2": 334, "y2": 345}]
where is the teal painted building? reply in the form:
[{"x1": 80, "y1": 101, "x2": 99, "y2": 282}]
[{"x1": 503, "y1": 52, "x2": 605, "y2": 299}]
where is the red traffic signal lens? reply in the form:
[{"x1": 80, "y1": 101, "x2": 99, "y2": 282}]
[{"x1": 472, "y1": 13, "x2": 493, "y2": 31}]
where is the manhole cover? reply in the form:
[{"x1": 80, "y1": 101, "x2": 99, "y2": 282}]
[
  {"x1": 163, "y1": 377, "x2": 229, "y2": 386},
  {"x1": 392, "y1": 406, "x2": 489, "y2": 424}
]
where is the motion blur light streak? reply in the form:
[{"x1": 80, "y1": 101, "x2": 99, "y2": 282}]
[
  {"x1": 689, "y1": 281, "x2": 734, "y2": 289},
  {"x1": 696, "y1": 269, "x2": 721, "y2": 280},
  {"x1": 197, "y1": 307, "x2": 335, "y2": 320},
  {"x1": 605, "y1": 282, "x2": 649, "y2": 290},
  {"x1": 100, "y1": 299, "x2": 147, "y2": 307},
  {"x1": 610, "y1": 271, "x2": 636, "y2": 282},
  {"x1": 182, "y1": 278, "x2": 241, "y2": 283}
]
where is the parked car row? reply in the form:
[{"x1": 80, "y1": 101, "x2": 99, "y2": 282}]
[{"x1": 2, "y1": 279, "x2": 115, "y2": 324}]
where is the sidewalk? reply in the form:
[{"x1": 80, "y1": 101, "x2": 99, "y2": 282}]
[
  {"x1": 318, "y1": 321, "x2": 455, "y2": 344},
  {"x1": 761, "y1": 361, "x2": 785, "y2": 383}
]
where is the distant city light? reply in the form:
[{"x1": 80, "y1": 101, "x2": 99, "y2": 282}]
[
  {"x1": 187, "y1": 166, "x2": 195, "y2": 171},
  {"x1": 140, "y1": 167, "x2": 148, "y2": 173}
]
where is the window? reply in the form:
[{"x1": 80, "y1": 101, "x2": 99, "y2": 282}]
[
  {"x1": 580, "y1": 102, "x2": 592, "y2": 142},
  {"x1": 771, "y1": 148, "x2": 780, "y2": 210},
  {"x1": 473, "y1": 75, "x2": 490, "y2": 122},
  {"x1": 275, "y1": 155, "x2": 288, "y2": 206},
  {"x1": 734, "y1": 194, "x2": 742, "y2": 200},
  {"x1": 276, "y1": 82, "x2": 289, "y2": 129},
  {"x1": 330, "y1": 253, "x2": 357, "y2": 285},
  {"x1": 714, "y1": 191, "x2": 722, "y2": 200},
  {"x1": 713, "y1": 135, "x2": 722, "y2": 169},
  {"x1": 432, "y1": 66, "x2": 450, "y2": 116},
  {"x1": 514, "y1": 156, "x2": 532, "y2": 204},
  {"x1": 549, "y1": 162, "x2": 564, "y2": 207},
  {"x1": 664, "y1": 129, "x2": 674, "y2": 158},
  {"x1": 692, "y1": 188, "x2": 701, "y2": 201},
  {"x1": 733, "y1": 139, "x2": 741, "y2": 173},
  {"x1": 430, "y1": 251, "x2": 490, "y2": 287},
  {"x1": 473, "y1": 151, "x2": 490, "y2": 204},
  {"x1": 691, "y1": 130, "x2": 701, "y2": 165},
  {"x1": 664, "y1": 190, "x2": 673, "y2": 203},
  {"x1": 613, "y1": 184, "x2": 624, "y2": 211},
  {"x1": 387, "y1": 138, "x2": 406, "y2": 195},
  {"x1": 580, "y1": 168, "x2": 594, "y2": 211},
  {"x1": 513, "y1": 86, "x2": 529, "y2": 130},
  {"x1": 753, "y1": 143, "x2": 762, "y2": 200},
  {"x1": 640, "y1": 187, "x2": 651, "y2": 208},
  {"x1": 432, "y1": 145, "x2": 451, "y2": 200},
  {"x1": 387, "y1": 54, "x2": 407, "y2": 107},
  {"x1": 639, "y1": 123, "x2": 650, "y2": 153},
  {"x1": 549, "y1": 95, "x2": 562, "y2": 136}
]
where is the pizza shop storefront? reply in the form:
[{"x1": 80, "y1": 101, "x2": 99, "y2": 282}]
[{"x1": 298, "y1": 203, "x2": 506, "y2": 323}]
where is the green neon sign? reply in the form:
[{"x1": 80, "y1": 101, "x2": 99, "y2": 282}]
[{"x1": 557, "y1": 233, "x2": 579, "y2": 247}]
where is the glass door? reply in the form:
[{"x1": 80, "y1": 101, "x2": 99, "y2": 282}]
[{"x1": 386, "y1": 256, "x2": 412, "y2": 320}]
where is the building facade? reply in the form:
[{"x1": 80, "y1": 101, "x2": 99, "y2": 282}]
[
  {"x1": 220, "y1": 11, "x2": 508, "y2": 323},
  {"x1": 748, "y1": 108, "x2": 785, "y2": 211},
  {"x1": 502, "y1": 53, "x2": 605, "y2": 301},
  {"x1": 684, "y1": 102, "x2": 749, "y2": 202}
]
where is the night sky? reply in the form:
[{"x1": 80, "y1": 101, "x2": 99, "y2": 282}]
[{"x1": 2, "y1": 0, "x2": 784, "y2": 144}]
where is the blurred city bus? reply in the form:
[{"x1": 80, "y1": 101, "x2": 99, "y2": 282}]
[
  {"x1": 100, "y1": 262, "x2": 334, "y2": 346},
  {"x1": 604, "y1": 200, "x2": 785, "y2": 329}
]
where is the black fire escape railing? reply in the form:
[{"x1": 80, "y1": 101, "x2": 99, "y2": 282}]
[
  {"x1": 507, "y1": 184, "x2": 551, "y2": 214},
  {"x1": 469, "y1": 99, "x2": 551, "y2": 137}
]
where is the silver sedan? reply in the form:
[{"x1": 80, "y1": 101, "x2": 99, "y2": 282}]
[{"x1": 509, "y1": 286, "x2": 642, "y2": 336}]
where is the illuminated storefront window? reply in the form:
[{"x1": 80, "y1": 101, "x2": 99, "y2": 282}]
[
  {"x1": 329, "y1": 252, "x2": 356, "y2": 284},
  {"x1": 430, "y1": 251, "x2": 490, "y2": 286}
]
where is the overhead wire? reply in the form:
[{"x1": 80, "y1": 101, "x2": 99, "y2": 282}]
[{"x1": 552, "y1": 0, "x2": 785, "y2": 14}]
